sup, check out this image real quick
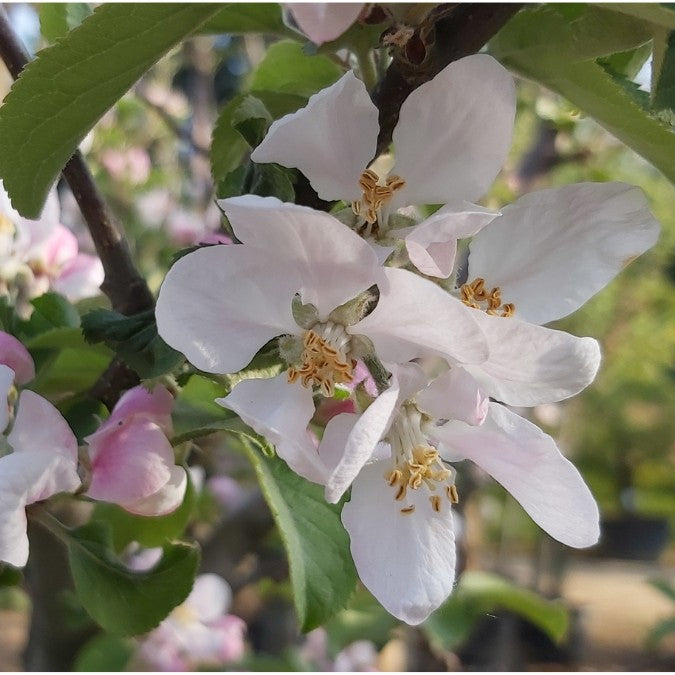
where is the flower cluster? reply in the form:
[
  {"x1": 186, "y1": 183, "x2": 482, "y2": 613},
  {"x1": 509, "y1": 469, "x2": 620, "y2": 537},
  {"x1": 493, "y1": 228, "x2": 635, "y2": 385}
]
[{"x1": 156, "y1": 55, "x2": 660, "y2": 623}]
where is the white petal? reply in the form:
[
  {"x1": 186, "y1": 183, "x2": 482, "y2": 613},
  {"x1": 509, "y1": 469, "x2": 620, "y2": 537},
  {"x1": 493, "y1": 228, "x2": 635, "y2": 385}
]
[
  {"x1": 462, "y1": 313, "x2": 601, "y2": 405},
  {"x1": 8, "y1": 390, "x2": 78, "y2": 464},
  {"x1": 218, "y1": 196, "x2": 383, "y2": 317},
  {"x1": 287, "y1": 3, "x2": 363, "y2": 44},
  {"x1": 324, "y1": 370, "x2": 401, "y2": 503},
  {"x1": 156, "y1": 244, "x2": 300, "y2": 374},
  {"x1": 187, "y1": 573, "x2": 232, "y2": 621},
  {"x1": 432, "y1": 404, "x2": 600, "y2": 548},
  {"x1": 416, "y1": 366, "x2": 488, "y2": 426},
  {"x1": 342, "y1": 462, "x2": 457, "y2": 624},
  {"x1": 0, "y1": 364, "x2": 14, "y2": 433},
  {"x1": 218, "y1": 374, "x2": 328, "y2": 485},
  {"x1": 468, "y1": 183, "x2": 661, "y2": 325},
  {"x1": 124, "y1": 466, "x2": 187, "y2": 517},
  {"x1": 251, "y1": 71, "x2": 378, "y2": 201},
  {"x1": 0, "y1": 504, "x2": 28, "y2": 567},
  {"x1": 354, "y1": 267, "x2": 488, "y2": 365},
  {"x1": 391, "y1": 54, "x2": 515, "y2": 208},
  {"x1": 403, "y1": 202, "x2": 499, "y2": 278}
]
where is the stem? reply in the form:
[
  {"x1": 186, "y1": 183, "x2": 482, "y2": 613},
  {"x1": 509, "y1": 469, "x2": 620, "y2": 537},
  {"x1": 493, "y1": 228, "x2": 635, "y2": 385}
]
[
  {"x1": 356, "y1": 45, "x2": 377, "y2": 91},
  {"x1": 26, "y1": 506, "x2": 72, "y2": 545}
]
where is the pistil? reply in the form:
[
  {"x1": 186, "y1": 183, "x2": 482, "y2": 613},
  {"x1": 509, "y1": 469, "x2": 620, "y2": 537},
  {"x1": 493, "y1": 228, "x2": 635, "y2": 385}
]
[{"x1": 351, "y1": 169, "x2": 406, "y2": 235}]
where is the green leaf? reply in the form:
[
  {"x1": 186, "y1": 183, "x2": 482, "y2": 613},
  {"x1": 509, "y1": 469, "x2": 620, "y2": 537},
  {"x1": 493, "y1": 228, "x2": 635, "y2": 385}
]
[
  {"x1": 597, "y1": 3, "x2": 675, "y2": 30},
  {"x1": 231, "y1": 95, "x2": 273, "y2": 147},
  {"x1": 81, "y1": 308, "x2": 183, "y2": 379},
  {"x1": 73, "y1": 633, "x2": 133, "y2": 672},
  {"x1": 30, "y1": 346, "x2": 110, "y2": 397},
  {"x1": 172, "y1": 374, "x2": 231, "y2": 437},
  {"x1": 28, "y1": 293, "x2": 80, "y2": 330},
  {"x1": 0, "y1": 565, "x2": 23, "y2": 587},
  {"x1": 423, "y1": 571, "x2": 569, "y2": 652},
  {"x1": 0, "y1": 3, "x2": 221, "y2": 217},
  {"x1": 598, "y1": 43, "x2": 652, "y2": 80},
  {"x1": 198, "y1": 3, "x2": 297, "y2": 38},
  {"x1": 652, "y1": 30, "x2": 675, "y2": 114},
  {"x1": 646, "y1": 616, "x2": 675, "y2": 649},
  {"x1": 649, "y1": 577, "x2": 675, "y2": 603},
  {"x1": 67, "y1": 521, "x2": 200, "y2": 635},
  {"x1": 248, "y1": 163, "x2": 296, "y2": 202},
  {"x1": 211, "y1": 94, "x2": 250, "y2": 184},
  {"x1": 39, "y1": 3, "x2": 92, "y2": 42},
  {"x1": 243, "y1": 442, "x2": 358, "y2": 632},
  {"x1": 93, "y1": 474, "x2": 196, "y2": 551},
  {"x1": 491, "y1": 5, "x2": 675, "y2": 183},
  {"x1": 250, "y1": 40, "x2": 344, "y2": 98}
]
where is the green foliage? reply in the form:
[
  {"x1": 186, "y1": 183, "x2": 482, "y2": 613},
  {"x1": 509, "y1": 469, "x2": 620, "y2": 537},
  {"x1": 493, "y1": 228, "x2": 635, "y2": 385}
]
[
  {"x1": 39, "y1": 3, "x2": 92, "y2": 42},
  {"x1": 491, "y1": 4, "x2": 675, "y2": 183},
  {"x1": 0, "y1": 565, "x2": 22, "y2": 587},
  {"x1": 93, "y1": 474, "x2": 196, "y2": 551},
  {"x1": 422, "y1": 571, "x2": 569, "y2": 652},
  {"x1": 73, "y1": 633, "x2": 133, "y2": 671},
  {"x1": 597, "y1": 3, "x2": 675, "y2": 30},
  {"x1": 67, "y1": 521, "x2": 200, "y2": 635},
  {"x1": 81, "y1": 308, "x2": 183, "y2": 379},
  {"x1": 243, "y1": 442, "x2": 358, "y2": 632},
  {"x1": 0, "y1": 3, "x2": 221, "y2": 217},
  {"x1": 652, "y1": 30, "x2": 675, "y2": 115},
  {"x1": 198, "y1": 3, "x2": 297, "y2": 38},
  {"x1": 231, "y1": 95, "x2": 273, "y2": 147}
]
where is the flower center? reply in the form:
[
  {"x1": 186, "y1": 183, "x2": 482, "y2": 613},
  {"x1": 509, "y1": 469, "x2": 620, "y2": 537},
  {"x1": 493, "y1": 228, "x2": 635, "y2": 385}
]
[
  {"x1": 287, "y1": 323, "x2": 355, "y2": 397},
  {"x1": 351, "y1": 169, "x2": 406, "y2": 231},
  {"x1": 384, "y1": 404, "x2": 458, "y2": 516},
  {"x1": 460, "y1": 277, "x2": 515, "y2": 317}
]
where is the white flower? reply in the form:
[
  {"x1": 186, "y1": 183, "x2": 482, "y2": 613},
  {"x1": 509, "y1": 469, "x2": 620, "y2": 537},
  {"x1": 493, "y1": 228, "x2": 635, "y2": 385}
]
[
  {"x1": 320, "y1": 363, "x2": 599, "y2": 624},
  {"x1": 156, "y1": 196, "x2": 488, "y2": 484},
  {"x1": 251, "y1": 55, "x2": 515, "y2": 277}
]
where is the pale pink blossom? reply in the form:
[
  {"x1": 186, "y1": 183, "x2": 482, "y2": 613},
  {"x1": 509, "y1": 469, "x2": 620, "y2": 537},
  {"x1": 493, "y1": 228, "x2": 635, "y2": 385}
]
[
  {"x1": 85, "y1": 385, "x2": 186, "y2": 516},
  {"x1": 0, "y1": 330, "x2": 35, "y2": 385},
  {"x1": 287, "y1": 3, "x2": 364, "y2": 44}
]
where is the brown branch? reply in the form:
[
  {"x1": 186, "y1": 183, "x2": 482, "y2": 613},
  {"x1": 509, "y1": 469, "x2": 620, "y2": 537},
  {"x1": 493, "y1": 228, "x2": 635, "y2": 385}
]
[
  {"x1": 0, "y1": 9, "x2": 154, "y2": 316},
  {"x1": 373, "y1": 3, "x2": 523, "y2": 154}
]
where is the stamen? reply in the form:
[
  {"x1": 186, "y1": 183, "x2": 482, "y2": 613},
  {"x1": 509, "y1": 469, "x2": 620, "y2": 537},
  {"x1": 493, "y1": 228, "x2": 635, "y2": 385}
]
[
  {"x1": 446, "y1": 484, "x2": 459, "y2": 504},
  {"x1": 400, "y1": 505, "x2": 415, "y2": 515},
  {"x1": 287, "y1": 328, "x2": 353, "y2": 397},
  {"x1": 429, "y1": 495, "x2": 442, "y2": 513},
  {"x1": 460, "y1": 277, "x2": 515, "y2": 317},
  {"x1": 351, "y1": 170, "x2": 406, "y2": 227}
]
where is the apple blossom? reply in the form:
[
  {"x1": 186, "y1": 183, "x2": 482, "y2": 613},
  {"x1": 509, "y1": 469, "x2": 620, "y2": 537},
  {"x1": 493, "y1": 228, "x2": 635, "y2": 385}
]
[
  {"x1": 135, "y1": 573, "x2": 246, "y2": 671},
  {"x1": 251, "y1": 54, "x2": 515, "y2": 277},
  {"x1": 84, "y1": 384, "x2": 187, "y2": 516},
  {"x1": 322, "y1": 363, "x2": 599, "y2": 624},
  {"x1": 286, "y1": 3, "x2": 364, "y2": 45},
  {"x1": 156, "y1": 195, "x2": 489, "y2": 484}
]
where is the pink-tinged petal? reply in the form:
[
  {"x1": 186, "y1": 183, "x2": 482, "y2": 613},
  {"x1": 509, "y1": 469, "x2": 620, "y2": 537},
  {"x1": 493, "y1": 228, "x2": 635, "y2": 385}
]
[
  {"x1": 287, "y1": 3, "x2": 364, "y2": 44},
  {"x1": 0, "y1": 365, "x2": 13, "y2": 432},
  {"x1": 218, "y1": 374, "x2": 328, "y2": 484},
  {"x1": 251, "y1": 71, "x2": 378, "y2": 201},
  {"x1": 86, "y1": 418, "x2": 173, "y2": 504},
  {"x1": 354, "y1": 267, "x2": 489, "y2": 365},
  {"x1": 468, "y1": 183, "x2": 661, "y2": 325},
  {"x1": 391, "y1": 54, "x2": 515, "y2": 208},
  {"x1": 212, "y1": 615, "x2": 247, "y2": 663},
  {"x1": 187, "y1": 573, "x2": 232, "y2": 622},
  {"x1": 156, "y1": 244, "x2": 300, "y2": 374},
  {"x1": 403, "y1": 203, "x2": 499, "y2": 278},
  {"x1": 0, "y1": 503, "x2": 28, "y2": 568},
  {"x1": 40, "y1": 224, "x2": 78, "y2": 269},
  {"x1": 52, "y1": 253, "x2": 104, "y2": 301},
  {"x1": 124, "y1": 466, "x2": 187, "y2": 516},
  {"x1": 416, "y1": 366, "x2": 488, "y2": 426},
  {"x1": 342, "y1": 461, "x2": 457, "y2": 625},
  {"x1": 219, "y1": 196, "x2": 384, "y2": 318},
  {"x1": 8, "y1": 390, "x2": 78, "y2": 464},
  {"x1": 334, "y1": 641, "x2": 379, "y2": 672},
  {"x1": 463, "y1": 313, "x2": 601, "y2": 406},
  {"x1": 107, "y1": 384, "x2": 174, "y2": 436},
  {"x1": 432, "y1": 404, "x2": 600, "y2": 548},
  {"x1": 0, "y1": 331, "x2": 35, "y2": 384}
]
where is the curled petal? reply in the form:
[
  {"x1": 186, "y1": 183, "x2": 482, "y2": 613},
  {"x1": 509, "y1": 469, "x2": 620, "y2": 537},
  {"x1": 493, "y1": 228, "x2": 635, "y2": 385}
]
[
  {"x1": 107, "y1": 384, "x2": 174, "y2": 436},
  {"x1": 432, "y1": 404, "x2": 600, "y2": 548},
  {"x1": 342, "y1": 462, "x2": 457, "y2": 625},
  {"x1": 124, "y1": 466, "x2": 188, "y2": 517},
  {"x1": 391, "y1": 54, "x2": 515, "y2": 208},
  {"x1": 251, "y1": 71, "x2": 378, "y2": 201},
  {"x1": 462, "y1": 313, "x2": 601, "y2": 406},
  {"x1": 0, "y1": 331, "x2": 35, "y2": 384},
  {"x1": 468, "y1": 183, "x2": 661, "y2": 325},
  {"x1": 218, "y1": 374, "x2": 328, "y2": 485},
  {"x1": 156, "y1": 244, "x2": 300, "y2": 374},
  {"x1": 287, "y1": 3, "x2": 364, "y2": 44}
]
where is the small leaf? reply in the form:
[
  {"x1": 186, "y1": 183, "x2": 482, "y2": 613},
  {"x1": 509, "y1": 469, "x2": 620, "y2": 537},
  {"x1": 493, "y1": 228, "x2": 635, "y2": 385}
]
[
  {"x1": 597, "y1": 3, "x2": 675, "y2": 30},
  {"x1": 73, "y1": 633, "x2": 133, "y2": 672},
  {"x1": 67, "y1": 520, "x2": 200, "y2": 635},
  {"x1": 198, "y1": 3, "x2": 297, "y2": 38},
  {"x1": 40, "y1": 3, "x2": 92, "y2": 43},
  {"x1": 0, "y1": 3, "x2": 221, "y2": 217},
  {"x1": 250, "y1": 40, "x2": 343, "y2": 98},
  {"x1": 211, "y1": 94, "x2": 250, "y2": 185},
  {"x1": 28, "y1": 293, "x2": 80, "y2": 330},
  {"x1": 652, "y1": 30, "x2": 675, "y2": 114},
  {"x1": 243, "y1": 442, "x2": 358, "y2": 631},
  {"x1": 231, "y1": 95, "x2": 273, "y2": 147},
  {"x1": 81, "y1": 308, "x2": 183, "y2": 378}
]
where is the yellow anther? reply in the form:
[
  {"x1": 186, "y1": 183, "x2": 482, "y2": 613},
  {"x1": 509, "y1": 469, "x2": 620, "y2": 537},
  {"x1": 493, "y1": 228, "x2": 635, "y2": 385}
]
[
  {"x1": 351, "y1": 170, "x2": 406, "y2": 226},
  {"x1": 446, "y1": 484, "x2": 459, "y2": 504},
  {"x1": 387, "y1": 469, "x2": 402, "y2": 486},
  {"x1": 461, "y1": 277, "x2": 515, "y2": 318},
  {"x1": 395, "y1": 484, "x2": 407, "y2": 501},
  {"x1": 400, "y1": 505, "x2": 415, "y2": 515},
  {"x1": 287, "y1": 329, "x2": 353, "y2": 397},
  {"x1": 429, "y1": 495, "x2": 442, "y2": 513}
]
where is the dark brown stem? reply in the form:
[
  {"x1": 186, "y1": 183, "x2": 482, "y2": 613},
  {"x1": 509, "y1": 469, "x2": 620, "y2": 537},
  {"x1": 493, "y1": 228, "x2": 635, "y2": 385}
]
[
  {"x1": 374, "y1": 3, "x2": 523, "y2": 154},
  {"x1": 0, "y1": 9, "x2": 154, "y2": 317}
]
